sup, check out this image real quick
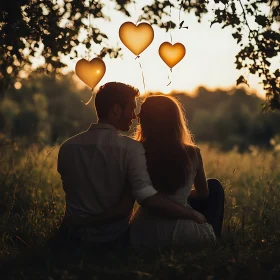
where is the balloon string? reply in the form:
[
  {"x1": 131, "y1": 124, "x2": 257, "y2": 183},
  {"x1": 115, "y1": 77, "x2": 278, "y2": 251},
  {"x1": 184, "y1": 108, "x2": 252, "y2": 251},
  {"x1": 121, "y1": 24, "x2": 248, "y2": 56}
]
[
  {"x1": 83, "y1": 88, "x2": 94, "y2": 106},
  {"x1": 135, "y1": 56, "x2": 147, "y2": 95},
  {"x1": 133, "y1": 1, "x2": 139, "y2": 25},
  {"x1": 169, "y1": 1, "x2": 173, "y2": 44},
  {"x1": 179, "y1": 0, "x2": 183, "y2": 26},
  {"x1": 167, "y1": 68, "x2": 172, "y2": 86},
  {"x1": 83, "y1": 1, "x2": 93, "y2": 105},
  {"x1": 87, "y1": 13, "x2": 90, "y2": 60},
  {"x1": 178, "y1": 1, "x2": 189, "y2": 29},
  {"x1": 87, "y1": 0, "x2": 94, "y2": 60}
]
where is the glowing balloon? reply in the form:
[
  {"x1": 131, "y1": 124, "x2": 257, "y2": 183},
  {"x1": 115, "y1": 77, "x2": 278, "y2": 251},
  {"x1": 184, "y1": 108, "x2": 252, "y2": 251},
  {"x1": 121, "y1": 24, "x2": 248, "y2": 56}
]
[
  {"x1": 159, "y1": 42, "x2": 186, "y2": 68},
  {"x1": 75, "y1": 58, "x2": 106, "y2": 89},
  {"x1": 119, "y1": 22, "x2": 154, "y2": 56}
]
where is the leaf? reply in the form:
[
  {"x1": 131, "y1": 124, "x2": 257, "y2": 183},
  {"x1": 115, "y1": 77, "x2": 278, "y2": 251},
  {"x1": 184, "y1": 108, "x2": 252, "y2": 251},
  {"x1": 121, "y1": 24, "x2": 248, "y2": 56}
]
[
  {"x1": 236, "y1": 75, "x2": 249, "y2": 86},
  {"x1": 232, "y1": 32, "x2": 242, "y2": 44},
  {"x1": 274, "y1": 69, "x2": 280, "y2": 78},
  {"x1": 179, "y1": 21, "x2": 184, "y2": 29},
  {"x1": 249, "y1": 68, "x2": 256, "y2": 74},
  {"x1": 255, "y1": 15, "x2": 268, "y2": 27}
]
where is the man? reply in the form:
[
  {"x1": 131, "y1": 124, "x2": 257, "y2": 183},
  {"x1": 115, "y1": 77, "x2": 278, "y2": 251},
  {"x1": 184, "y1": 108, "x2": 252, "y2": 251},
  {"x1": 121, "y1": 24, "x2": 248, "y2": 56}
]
[{"x1": 57, "y1": 82, "x2": 206, "y2": 248}]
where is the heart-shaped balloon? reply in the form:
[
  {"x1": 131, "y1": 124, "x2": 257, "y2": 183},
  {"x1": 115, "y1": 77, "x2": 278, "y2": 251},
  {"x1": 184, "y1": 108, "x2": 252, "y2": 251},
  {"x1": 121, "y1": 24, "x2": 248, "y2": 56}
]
[
  {"x1": 159, "y1": 42, "x2": 186, "y2": 68},
  {"x1": 75, "y1": 58, "x2": 106, "y2": 89},
  {"x1": 119, "y1": 21, "x2": 154, "y2": 56}
]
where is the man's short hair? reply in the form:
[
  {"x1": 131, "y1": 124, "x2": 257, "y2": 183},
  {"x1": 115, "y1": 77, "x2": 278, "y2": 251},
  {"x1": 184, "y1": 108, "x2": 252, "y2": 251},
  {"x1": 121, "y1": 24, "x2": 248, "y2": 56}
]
[{"x1": 95, "y1": 82, "x2": 140, "y2": 119}]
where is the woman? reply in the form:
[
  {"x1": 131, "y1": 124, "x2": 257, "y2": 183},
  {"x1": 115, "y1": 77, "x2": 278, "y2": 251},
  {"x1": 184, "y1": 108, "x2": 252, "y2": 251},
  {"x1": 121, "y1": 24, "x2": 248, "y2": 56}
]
[{"x1": 130, "y1": 95, "x2": 224, "y2": 250}]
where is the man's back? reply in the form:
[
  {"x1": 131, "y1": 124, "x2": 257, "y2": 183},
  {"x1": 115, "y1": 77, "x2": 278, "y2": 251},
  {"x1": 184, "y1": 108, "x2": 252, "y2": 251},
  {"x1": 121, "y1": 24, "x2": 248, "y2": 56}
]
[
  {"x1": 58, "y1": 122, "x2": 159, "y2": 242},
  {"x1": 58, "y1": 123, "x2": 140, "y2": 219}
]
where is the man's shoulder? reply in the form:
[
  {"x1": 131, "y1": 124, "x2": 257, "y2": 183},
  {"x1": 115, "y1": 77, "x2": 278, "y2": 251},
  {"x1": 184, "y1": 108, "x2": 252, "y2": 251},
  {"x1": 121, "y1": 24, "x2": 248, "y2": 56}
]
[
  {"x1": 119, "y1": 135, "x2": 137, "y2": 144},
  {"x1": 59, "y1": 131, "x2": 88, "y2": 148},
  {"x1": 119, "y1": 135, "x2": 143, "y2": 150}
]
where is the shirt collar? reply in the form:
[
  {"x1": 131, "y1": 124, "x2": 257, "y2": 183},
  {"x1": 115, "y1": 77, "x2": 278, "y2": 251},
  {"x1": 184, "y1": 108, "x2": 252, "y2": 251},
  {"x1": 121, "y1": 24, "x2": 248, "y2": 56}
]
[{"x1": 88, "y1": 123, "x2": 119, "y2": 132}]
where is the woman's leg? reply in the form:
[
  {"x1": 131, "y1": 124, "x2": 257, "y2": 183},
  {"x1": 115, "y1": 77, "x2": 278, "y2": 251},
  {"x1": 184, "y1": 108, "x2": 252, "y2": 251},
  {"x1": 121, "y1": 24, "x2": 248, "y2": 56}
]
[{"x1": 188, "y1": 178, "x2": 225, "y2": 237}]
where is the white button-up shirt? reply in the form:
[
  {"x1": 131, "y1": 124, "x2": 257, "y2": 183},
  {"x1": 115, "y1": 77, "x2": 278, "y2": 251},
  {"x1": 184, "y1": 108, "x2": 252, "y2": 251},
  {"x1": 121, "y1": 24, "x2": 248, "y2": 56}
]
[{"x1": 57, "y1": 123, "x2": 157, "y2": 242}]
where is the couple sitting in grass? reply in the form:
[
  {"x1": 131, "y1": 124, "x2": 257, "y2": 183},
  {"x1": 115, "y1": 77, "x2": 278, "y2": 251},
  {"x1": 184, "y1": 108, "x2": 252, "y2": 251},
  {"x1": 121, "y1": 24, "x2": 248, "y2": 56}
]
[{"x1": 56, "y1": 82, "x2": 224, "y2": 251}]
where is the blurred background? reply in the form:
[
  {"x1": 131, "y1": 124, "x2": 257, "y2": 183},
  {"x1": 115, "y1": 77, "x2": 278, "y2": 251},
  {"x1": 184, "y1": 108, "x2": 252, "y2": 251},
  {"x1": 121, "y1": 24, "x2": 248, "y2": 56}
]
[{"x1": 1, "y1": 72, "x2": 280, "y2": 153}]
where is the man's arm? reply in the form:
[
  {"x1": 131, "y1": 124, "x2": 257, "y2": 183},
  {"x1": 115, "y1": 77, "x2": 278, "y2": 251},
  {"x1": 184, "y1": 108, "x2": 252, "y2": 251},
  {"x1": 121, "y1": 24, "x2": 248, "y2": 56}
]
[
  {"x1": 63, "y1": 183, "x2": 135, "y2": 227},
  {"x1": 127, "y1": 142, "x2": 206, "y2": 224},
  {"x1": 141, "y1": 193, "x2": 206, "y2": 223},
  {"x1": 58, "y1": 145, "x2": 135, "y2": 227}
]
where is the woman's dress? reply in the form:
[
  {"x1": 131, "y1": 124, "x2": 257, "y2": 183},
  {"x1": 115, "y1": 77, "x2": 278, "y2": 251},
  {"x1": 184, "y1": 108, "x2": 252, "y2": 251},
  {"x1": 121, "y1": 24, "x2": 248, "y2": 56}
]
[{"x1": 130, "y1": 165, "x2": 216, "y2": 250}]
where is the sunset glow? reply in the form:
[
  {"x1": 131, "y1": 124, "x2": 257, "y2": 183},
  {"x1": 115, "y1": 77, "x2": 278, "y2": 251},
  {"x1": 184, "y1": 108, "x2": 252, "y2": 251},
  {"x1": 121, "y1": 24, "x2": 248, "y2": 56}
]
[{"x1": 41, "y1": 1, "x2": 278, "y2": 99}]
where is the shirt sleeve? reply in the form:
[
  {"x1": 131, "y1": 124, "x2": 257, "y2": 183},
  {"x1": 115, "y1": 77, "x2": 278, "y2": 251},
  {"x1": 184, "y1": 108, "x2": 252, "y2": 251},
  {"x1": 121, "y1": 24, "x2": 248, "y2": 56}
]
[
  {"x1": 57, "y1": 146, "x2": 62, "y2": 174},
  {"x1": 57, "y1": 144, "x2": 66, "y2": 175},
  {"x1": 126, "y1": 142, "x2": 158, "y2": 204},
  {"x1": 57, "y1": 144, "x2": 69, "y2": 176}
]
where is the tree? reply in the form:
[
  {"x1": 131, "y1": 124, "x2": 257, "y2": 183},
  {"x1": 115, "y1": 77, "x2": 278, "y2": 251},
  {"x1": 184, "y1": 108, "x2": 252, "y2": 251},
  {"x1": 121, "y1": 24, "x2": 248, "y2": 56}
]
[
  {"x1": 1, "y1": 0, "x2": 279, "y2": 110},
  {"x1": 1, "y1": 72, "x2": 97, "y2": 144}
]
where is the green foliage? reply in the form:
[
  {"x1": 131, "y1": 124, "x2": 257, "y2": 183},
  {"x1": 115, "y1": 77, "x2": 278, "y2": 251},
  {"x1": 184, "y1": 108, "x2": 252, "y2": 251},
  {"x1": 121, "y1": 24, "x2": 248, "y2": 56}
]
[
  {"x1": 0, "y1": 0, "x2": 122, "y2": 95},
  {"x1": 0, "y1": 140, "x2": 63, "y2": 256},
  {"x1": 1, "y1": 73, "x2": 280, "y2": 151},
  {"x1": 0, "y1": 73, "x2": 97, "y2": 144},
  {"x1": 170, "y1": 87, "x2": 280, "y2": 152},
  {"x1": 0, "y1": 1, "x2": 279, "y2": 110}
]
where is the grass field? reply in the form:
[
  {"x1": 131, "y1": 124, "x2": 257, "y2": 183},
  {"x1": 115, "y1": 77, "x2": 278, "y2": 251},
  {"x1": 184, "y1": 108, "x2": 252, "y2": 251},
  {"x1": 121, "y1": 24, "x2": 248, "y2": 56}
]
[{"x1": 0, "y1": 137, "x2": 280, "y2": 279}]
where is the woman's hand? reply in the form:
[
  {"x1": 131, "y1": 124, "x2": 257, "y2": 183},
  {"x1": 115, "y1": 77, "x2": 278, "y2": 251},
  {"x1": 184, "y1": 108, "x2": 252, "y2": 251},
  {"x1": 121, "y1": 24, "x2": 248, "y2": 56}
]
[{"x1": 190, "y1": 210, "x2": 207, "y2": 224}]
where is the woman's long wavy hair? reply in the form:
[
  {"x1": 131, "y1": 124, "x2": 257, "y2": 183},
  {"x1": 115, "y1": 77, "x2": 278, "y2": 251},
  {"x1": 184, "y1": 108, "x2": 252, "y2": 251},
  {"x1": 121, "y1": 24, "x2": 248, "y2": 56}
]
[{"x1": 134, "y1": 95, "x2": 198, "y2": 194}]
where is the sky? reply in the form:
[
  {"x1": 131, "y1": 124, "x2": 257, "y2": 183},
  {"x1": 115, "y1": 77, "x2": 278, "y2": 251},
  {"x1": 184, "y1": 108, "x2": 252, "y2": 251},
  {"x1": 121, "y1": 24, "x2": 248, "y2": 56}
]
[{"x1": 59, "y1": 0, "x2": 279, "y2": 99}]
